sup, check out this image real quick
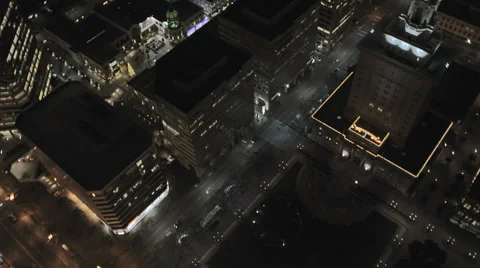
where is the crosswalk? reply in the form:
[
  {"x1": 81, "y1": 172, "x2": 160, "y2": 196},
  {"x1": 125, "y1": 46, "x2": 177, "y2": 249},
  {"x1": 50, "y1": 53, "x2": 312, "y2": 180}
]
[{"x1": 258, "y1": 119, "x2": 299, "y2": 149}]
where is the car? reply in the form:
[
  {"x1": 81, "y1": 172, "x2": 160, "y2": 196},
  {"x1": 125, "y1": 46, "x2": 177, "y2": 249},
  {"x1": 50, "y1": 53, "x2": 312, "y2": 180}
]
[{"x1": 174, "y1": 219, "x2": 183, "y2": 229}]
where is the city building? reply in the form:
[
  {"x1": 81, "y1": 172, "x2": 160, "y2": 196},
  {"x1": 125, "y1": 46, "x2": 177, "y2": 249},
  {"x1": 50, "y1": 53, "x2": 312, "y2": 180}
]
[
  {"x1": 0, "y1": 0, "x2": 52, "y2": 133},
  {"x1": 16, "y1": 82, "x2": 170, "y2": 235},
  {"x1": 43, "y1": 13, "x2": 130, "y2": 81},
  {"x1": 310, "y1": 0, "x2": 456, "y2": 192},
  {"x1": 450, "y1": 172, "x2": 480, "y2": 238},
  {"x1": 217, "y1": 0, "x2": 319, "y2": 117},
  {"x1": 345, "y1": 0, "x2": 447, "y2": 146},
  {"x1": 94, "y1": 0, "x2": 205, "y2": 43},
  {"x1": 128, "y1": 23, "x2": 253, "y2": 176},
  {"x1": 189, "y1": 0, "x2": 232, "y2": 17},
  {"x1": 316, "y1": 0, "x2": 356, "y2": 55},
  {"x1": 434, "y1": 0, "x2": 480, "y2": 70}
]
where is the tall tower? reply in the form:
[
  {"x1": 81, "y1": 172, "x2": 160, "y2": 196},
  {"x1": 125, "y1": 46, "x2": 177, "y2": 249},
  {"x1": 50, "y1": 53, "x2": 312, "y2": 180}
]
[
  {"x1": 0, "y1": 0, "x2": 52, "y2": 132},
  {"x1": 166, "y1": 8, "x2": 180, "y2": 30},
  {"x1": 344, "y1": 0, "x2": 447, "y2": 146},
  {"x1": 165, "y1": 7, "x2": 183, "y2": 42},
  {"x1": 406, "y1": 0, "x2": 442, "y2": 26}
]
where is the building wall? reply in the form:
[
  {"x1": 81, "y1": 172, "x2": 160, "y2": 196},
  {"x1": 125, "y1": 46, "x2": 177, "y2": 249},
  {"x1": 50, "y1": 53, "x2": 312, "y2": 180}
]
[
  {"x1": 33, "y1": 147, "x2": 104, "y2": 220},
  {"x1": 157, "y1": 67, "x2": 253, "y2": 176},
  {"x1": 317, "y1": 0, "x2": 355, "y2": 54},
  {"x1": 34, "y1": 140, "x2": 169, "y2": 234},
  {"x1": 0, "y1": 0, "x2": 52, "y2": 131},
  {"x1": 344, "y1": 48, "x2": 434, "y2": 145},
  {"x1": 434, "y1": 12, "x2": 480, "y2": 70},
  {"x1": 217, "y1": 2, "x2": 318, "y2": 115},
  {"x1": 311, "y1": 124, "x2": 414, "y2": 193},
  {"x1": 450, "y1": 196, "x2": 480, "y2": 238},
  {"x1": 91, "y1": 145, "x2": 169, "y2": 233},
  {"x1": 189, "y1": 0, "x2": 231, "y2": 16}
]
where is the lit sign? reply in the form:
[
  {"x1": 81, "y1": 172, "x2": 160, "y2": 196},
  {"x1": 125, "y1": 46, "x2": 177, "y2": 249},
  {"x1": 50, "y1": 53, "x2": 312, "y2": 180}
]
[{"x1": 348, "y1": 116, "x2": 389, "y2": 147}]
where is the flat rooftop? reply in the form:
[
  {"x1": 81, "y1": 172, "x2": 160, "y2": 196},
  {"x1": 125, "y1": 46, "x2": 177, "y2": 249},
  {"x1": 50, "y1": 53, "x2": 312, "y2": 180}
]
[
  {"x1": 94, "y1": 0, "x2": 202, "y2": 31},
  {"x1": 220, "y1": 0, "x2": 318, "y2": 40},
  {"x1": 16, "y1": 82, "x2": 152, "y2": 191},
  {"x1": 128, "y1": 23, "x2": 251, "y2": 113},
  {"x1": 45, "y1": 13, "x2": 124, "y2": 65},
  {"x1": 438, "y1": 0, "x2": 480, "y2": 28},
  {"x1": 312, "y1": 72, "x2": 452, "y2": 178},
  {"x1": 431, "y1": 62, "x2": 480, "y2": 122}
]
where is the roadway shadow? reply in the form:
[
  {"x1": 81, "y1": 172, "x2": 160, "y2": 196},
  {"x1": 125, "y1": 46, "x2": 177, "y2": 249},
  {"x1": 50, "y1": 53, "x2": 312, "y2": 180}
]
[{"x1": 169, "y1": 162, "x2": 199, "y2": 198}]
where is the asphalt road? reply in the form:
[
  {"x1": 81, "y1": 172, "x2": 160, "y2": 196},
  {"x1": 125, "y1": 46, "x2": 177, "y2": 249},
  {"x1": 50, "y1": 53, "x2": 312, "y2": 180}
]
[
  {"x1": 0, "y1": 1, "x2": 420, "y2": 267},
  {"x1": 112, "y1": 1, "x2": 413, "y2": 267}
]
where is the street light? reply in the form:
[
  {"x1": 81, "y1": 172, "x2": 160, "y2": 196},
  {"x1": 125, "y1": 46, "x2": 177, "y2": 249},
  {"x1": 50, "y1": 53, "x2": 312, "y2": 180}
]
[
  {"x1": 389, "y1": 200, "x2": 398, "y2": 209},
  {"x1": 393, "y1": 235, "x2": 403, "y2": 247},
  {"x1": 408, "y1": 213, "x2": 418, "y2": 222},
  {"x1": 446, "y1": 236, "x2": 455, "y2": 246}
]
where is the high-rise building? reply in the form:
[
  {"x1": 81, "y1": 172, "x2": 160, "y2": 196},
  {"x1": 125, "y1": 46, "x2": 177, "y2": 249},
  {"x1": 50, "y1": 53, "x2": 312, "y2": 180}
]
[
  {"x1": 434, "y1": 0, "x2": 480, "y2": 70},
  {"x1": 16, "y1": 82, "x2": 170, "y2": 235},
  {"x1": 344, "y1": 0, "x2": 447, "y2": 146},
  {"x1": 217, "y1": 0, "x2": 319, "y2": 116},
  {"x1": 128, "y1": 24, "x2": 253, "y2": 176},
  {"x1": 316, "y1": 0, "x2": 356, "y2": 54},
  {"x1": 0, "y1": 0, "x2": 52, "y2": 132},
  {"x1": 311, "y1": 0, "x2": 454, "y2": 190}
]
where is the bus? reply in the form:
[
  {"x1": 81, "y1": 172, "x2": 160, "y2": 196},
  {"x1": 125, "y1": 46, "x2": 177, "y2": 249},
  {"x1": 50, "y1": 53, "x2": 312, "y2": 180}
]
[{"x1": 200, "y1": 205, "x2": 223, "y2": 228}]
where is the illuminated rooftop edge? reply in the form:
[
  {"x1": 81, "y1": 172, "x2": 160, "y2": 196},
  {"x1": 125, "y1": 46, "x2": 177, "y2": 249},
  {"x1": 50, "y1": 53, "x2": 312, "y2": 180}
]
[{"x1": 311, "y1": 72, "x2": 453, "y2": 178}]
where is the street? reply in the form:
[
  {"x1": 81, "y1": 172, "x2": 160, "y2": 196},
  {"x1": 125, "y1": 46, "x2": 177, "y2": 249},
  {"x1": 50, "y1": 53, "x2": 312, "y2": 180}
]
[{"x1": 1, "y1": 0, "x2": 479, "y2": 267}]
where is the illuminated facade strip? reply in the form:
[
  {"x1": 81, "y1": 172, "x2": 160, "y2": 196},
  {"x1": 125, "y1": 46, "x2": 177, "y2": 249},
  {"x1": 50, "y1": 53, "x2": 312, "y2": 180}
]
[
  {"x1": 311, "y1": 72, "x2": 453, "y2": 178},
  {"x1": 348, "y1": 116, "x2": 390, "y2": 147}
]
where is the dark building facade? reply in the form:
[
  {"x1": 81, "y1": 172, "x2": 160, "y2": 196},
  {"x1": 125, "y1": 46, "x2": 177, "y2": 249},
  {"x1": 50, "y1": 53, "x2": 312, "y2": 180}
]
[
  {"x1": 316, "y1": 0, "x2": 356, "y2": 54},
  {"x1": 0, "y1": 0, "x2": 51, "y2": 132},
  {"x1": 217, "y1": 0, "x2": 319, "y2": 117},
  {"x1": 16, "y1": 82, "x2": 169, "y2": 235},
  {"x1": 128, "y1": 24, "x2": 253, "y2": 176},
  {"x1": 344, "y1": 0, "x2": 446, "y2": 146},
  {"x1": 434, "y1": 0, "x2": 480, "y2": 70},
  {"x1": 450, "y1": 174, "x2": 480, "y2": 238}
]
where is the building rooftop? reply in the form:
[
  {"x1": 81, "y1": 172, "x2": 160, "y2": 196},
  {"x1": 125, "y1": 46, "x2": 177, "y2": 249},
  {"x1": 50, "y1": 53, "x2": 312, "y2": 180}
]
[
  {"x1": 45, "y1": 13, "x2": 124, "y2": 65},
  {"x1": 438, "y1": 0, "x2": 480, "y2": 28},
  {"x1": 94, "y1": 0, "x2": 202, "y2": 31},
  {"x1": 128, "y1": 23, "x2": 251, "y2": 113},
  {"x1": 359, "y1": 16, "x2": 453, "y2": 80},
  {"x1": 16, "y1": 82, "x2": 152, "y2": 191},
  {"x1": 220, "y1": 0, "x2": 318, "y2": 40},
  {"x1": 312, "y1": 72, "x2": 452, "y2": 178},
  {"x1": 431, "y1": 62, "x2": 480, "y2": 122}
]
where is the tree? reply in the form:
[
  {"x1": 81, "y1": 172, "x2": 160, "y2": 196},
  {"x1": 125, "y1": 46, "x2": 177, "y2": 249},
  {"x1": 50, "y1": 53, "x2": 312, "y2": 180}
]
[{"x1": 395, "y1": 240, "x2": 447, "y2": 268}]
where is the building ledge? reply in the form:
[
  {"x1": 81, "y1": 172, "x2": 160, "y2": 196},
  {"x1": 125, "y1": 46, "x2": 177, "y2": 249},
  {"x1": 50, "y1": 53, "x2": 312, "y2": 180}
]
[{"x1": 312, "y1": 72, "x2": 452, "y2": 178}]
